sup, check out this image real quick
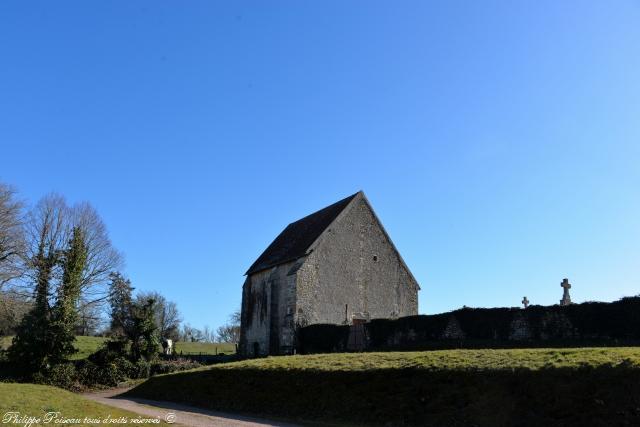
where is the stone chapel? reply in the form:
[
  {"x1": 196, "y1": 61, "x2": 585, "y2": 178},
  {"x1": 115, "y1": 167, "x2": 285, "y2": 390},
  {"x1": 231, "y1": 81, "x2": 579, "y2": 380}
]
[{"x1": 239, "y1": 191, "x2": 419, "y2": 356}]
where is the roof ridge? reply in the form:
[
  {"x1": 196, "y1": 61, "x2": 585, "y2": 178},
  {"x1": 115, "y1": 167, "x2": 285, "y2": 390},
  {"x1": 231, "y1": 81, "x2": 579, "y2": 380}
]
[
  {"x1": 245, "y1": 191, "x2": 361, "y2": 275},
  {"x1": 286, "y1": 191, "x2": 361, "y2": 226}
]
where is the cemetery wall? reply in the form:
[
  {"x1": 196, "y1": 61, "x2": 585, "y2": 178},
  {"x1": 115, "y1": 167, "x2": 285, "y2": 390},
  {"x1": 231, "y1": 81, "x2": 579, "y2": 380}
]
[{"x1": 297, "y1": 296, "x2": 640, "y2": 354}]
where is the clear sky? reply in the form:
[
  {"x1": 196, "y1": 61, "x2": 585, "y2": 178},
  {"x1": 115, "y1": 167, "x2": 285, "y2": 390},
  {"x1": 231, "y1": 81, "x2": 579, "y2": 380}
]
[{"x1": 1, "y1": 1, "x2": 639, "y2": 331}]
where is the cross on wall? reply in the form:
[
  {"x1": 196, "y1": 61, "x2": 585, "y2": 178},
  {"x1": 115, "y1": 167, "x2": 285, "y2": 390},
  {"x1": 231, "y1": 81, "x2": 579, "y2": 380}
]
[
  {"x1": 560, "y1": 278, "x2": 573, "y2": 306},
  {"x1": 522, "y1": 297, "x2": 529, "y2": 308}
]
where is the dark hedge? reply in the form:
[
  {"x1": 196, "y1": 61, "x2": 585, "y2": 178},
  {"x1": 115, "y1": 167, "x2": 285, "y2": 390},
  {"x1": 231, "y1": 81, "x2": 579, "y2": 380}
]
[
  {"x1": 298, "y1": 296, "x2": 640, "y2": 354},
  {"x1": 297, "y1": 323, "x2": 350, "y2": 354},
  {"x1": 128, "y1": 361, "x2": 640, "y2": 427}
]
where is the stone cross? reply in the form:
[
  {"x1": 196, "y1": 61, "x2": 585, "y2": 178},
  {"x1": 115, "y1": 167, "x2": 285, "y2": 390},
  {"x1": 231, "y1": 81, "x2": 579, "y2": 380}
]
[
  {"x1": 522, "y1": 296, "x2": 529, "y2": 308},
  {"x1": 560, "y1": 278, "x2": 572, "y2": 306}
]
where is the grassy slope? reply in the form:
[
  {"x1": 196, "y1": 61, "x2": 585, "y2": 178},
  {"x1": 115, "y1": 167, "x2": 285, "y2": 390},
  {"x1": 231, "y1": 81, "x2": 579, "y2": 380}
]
[
  {"x1": 71, "y1": 336, "x2": 108, "y2": 360},
  {"x1": 0, "y1": 383, "x2": 162, "y2": 426},
  {"x1": 1, "y1": 335, "x2": 235, "y2": 357},
  {"x1": 128, "y1": 348, "x2": 640, "y2": 427},
  {"x1": 0, "y1": 336, "x2": 106, "y2": 360}
]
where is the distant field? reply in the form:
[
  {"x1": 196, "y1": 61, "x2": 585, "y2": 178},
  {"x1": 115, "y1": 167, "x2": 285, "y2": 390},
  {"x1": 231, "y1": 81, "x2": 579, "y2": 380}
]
[
  {"x1": 128, "y1": 348, "x2": 640, "y2": 426},
  {"x1": 0, "y1": 383, "x2": 165, "y2": 425},
  {"x1": 174, "y1": 341, "x2": 236, "y2": 355},
  {"x1": 1, "y1": 335, "x2": 235, "y2": 357}
]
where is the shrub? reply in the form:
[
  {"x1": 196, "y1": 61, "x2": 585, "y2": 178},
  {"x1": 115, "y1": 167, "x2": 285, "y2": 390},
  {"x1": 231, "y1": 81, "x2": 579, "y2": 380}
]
[
  {"x1": 30, "y1": 358, "x2": 134, "y2": 391},
  {"x1": 0, "y1": 359, "x2": 17, "y2": 382},
  {"x1": 88, "y1": 342, "x2": 127, "y2": 365},
  {"x1": 113, "y1": 357, "x2": 136, "y2": 379},
  {"x1": 298, "y1": 324, "x2": 350, "y2": 354},
  {"x1": 76, "y1": 359, "x2": 100, "y2": 386},
  {"x1": 132, "y1": 360, "x2": 151, "y2": 379},
  {"x1": 98, "y1": 362, "x2": 128, "y2": 386},
  {"x1": 151, "y1": 358, "x2": 201, "y2": 375},
  {"x1": 33, "y1": 363, "x2": 80, "y2": 391}
]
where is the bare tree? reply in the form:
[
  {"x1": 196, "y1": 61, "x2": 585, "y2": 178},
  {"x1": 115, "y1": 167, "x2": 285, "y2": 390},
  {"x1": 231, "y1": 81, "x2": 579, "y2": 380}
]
[
  {"x1": 72, "y1": 203, "x2": 123, "y2": 301},
  {"x1": 0, "y1": 291, "x2": 31, "y2": 335},
  {"x1": 22, "y1": 194, "x2": 70, "y2": 307},
  {"x1": 179, "y1": 323, "x2": 204, "y2": 342},
  {"x1": 11, "y1": 196, "x2": 122, "y2": 328},
  {"x1": 0, "y1": 183, "x2": 26, "y2": 290},
  {"x1": 230, "y1": 309, "x2": 241, "y2": 325},
  {"x1": 216, "y1": 309, "x2": 241, "y2": 344},
  {"x1": 190, "y1": 327, "x2": 205, "y2": 342},
  {"x1": 202, "y1": 325, "x2": 216, "y2": 343},
  {"x1": 215, "y1": 324, "x2": 240, "y2": 343},
  {"x1": 75, "y1": 298, "x2": 103, "y2": 336},
  {"x1": 1, "y1": 188, "x2": 122, "y2": 306},
  {"x1": 136, "y1": 291, "x2": 181, "y2": 341}
]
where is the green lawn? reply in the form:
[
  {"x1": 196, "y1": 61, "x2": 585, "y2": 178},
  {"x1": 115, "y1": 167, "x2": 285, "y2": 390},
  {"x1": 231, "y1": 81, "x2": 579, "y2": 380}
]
[
  {"x1": 0, "y1": 383, "x2": 166, "y2": 426},
  {"x1": 1, "y1": 335, "x2": 235, "y2": 357},
  {"x1": 127, "y1": 348, "x2": 640, "y2": 426},
  {"x1": 208, "y1": 346, "x2": 640, "y2": 371}
]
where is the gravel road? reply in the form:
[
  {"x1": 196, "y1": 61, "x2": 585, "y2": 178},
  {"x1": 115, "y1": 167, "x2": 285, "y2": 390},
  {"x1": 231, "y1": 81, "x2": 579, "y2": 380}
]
[{"x1": 83, "y1": 388, "x2": 301, "y2": 427}]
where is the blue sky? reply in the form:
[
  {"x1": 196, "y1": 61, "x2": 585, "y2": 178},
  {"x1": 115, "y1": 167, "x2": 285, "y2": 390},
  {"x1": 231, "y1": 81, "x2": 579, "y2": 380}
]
[{"x1": 1, "y1": 1, "x2": 639, "y2": 330}]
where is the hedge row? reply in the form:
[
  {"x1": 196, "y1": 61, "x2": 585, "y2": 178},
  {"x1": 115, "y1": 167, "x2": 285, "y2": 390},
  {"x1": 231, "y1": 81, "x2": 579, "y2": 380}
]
[
  {"x1": 298, "y1": 296, "x2": 640, "y2": 354},
  {"x1": 0, "y1": 346, "x2": 202, "y2": 391},
  {"x1": 128, "y1": 359, "x2": 640, "y2": 426}
]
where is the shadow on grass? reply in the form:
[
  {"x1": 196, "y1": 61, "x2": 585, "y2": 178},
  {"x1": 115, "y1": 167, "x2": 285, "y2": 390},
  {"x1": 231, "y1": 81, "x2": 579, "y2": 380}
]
[
  {"x1": 109, "y1": 393, "x2": 302, "y2": 426},
  {"x1": 125, "y1": 364, "x2": 640, "y2": 427}
]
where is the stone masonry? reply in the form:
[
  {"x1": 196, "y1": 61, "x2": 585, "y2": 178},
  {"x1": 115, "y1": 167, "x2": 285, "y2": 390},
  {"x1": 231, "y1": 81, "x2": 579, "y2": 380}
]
[{"x1": 239, "y1": 191, "x2": 420, "y2": 356}]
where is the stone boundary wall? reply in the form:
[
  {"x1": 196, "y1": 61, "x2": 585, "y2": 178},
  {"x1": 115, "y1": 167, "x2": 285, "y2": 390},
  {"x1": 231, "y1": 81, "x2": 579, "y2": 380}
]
[{"x1": 297, "y1": 296, "x2": 640, "y2": 354}]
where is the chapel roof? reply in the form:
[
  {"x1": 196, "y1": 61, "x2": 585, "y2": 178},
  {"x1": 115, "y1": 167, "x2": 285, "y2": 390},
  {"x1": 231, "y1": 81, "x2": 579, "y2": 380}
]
[{"x1": 245, "y1": 192, "x2": 360, "y2": 275}]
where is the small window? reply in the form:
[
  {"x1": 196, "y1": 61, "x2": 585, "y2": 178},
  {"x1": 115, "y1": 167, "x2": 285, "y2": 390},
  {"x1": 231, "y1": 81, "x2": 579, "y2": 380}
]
[{"x1": 373, "y1": 255, "x2": 378, "y2": 262}]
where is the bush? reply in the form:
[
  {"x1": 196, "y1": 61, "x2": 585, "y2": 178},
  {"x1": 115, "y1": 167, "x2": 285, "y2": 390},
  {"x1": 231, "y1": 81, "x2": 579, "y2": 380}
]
[
  {"x1": 30, "y1": 357, "x2": 135, "y2": 391},
  {"x1": 298, "y1": 324, "x2": 350, "y2": 354},
  {"x1": 6, "y1": 340, "x2": 171, "y2": 391},
  {"x1": 113, "y1": 357, "x2": 136, "y2": 379},
  {"x1": 88, "y1": 342, "x2": 127, "y2": 365},
  {"x1": 98, "y1": 362, "x2": 128, "y2": 386},
  {"x1": 33, "y1": 363, "x2": 80, "y2": 391},
  {"x1": 151, "y1": 358, "x2": 201, "y2": 375},
  {"x1": 76, "y1": 359, "x2": 100, "y2": 386},
  {"x1": 132, "y1": 360, "x2": 151, "y2": 379}
]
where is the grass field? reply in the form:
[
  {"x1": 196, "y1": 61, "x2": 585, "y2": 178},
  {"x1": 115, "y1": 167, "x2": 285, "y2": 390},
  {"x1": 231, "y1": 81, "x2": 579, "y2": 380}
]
[
  {"x1": 1, "y1": 335, "x2": 235, "y2": 357},
  {"x1": 0, "y1": 383, "x2": 166, "y2": 426},
  {"x1": 173, "y1": 341, "x2": 236, "y2": 355},
  {"x1": 127, "y1": 348, "x2": 640, "y2": 427}
]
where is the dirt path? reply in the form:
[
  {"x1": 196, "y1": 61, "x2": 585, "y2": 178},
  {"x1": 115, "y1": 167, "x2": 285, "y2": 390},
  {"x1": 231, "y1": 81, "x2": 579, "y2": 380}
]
[{"x1": 83, "y1": 388, "x2": 301, "y2": 427}]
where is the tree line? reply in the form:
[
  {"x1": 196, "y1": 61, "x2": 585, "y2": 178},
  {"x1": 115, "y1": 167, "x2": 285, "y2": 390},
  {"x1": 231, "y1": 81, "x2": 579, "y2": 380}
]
[{"x1": 0, "y1": 181, "x2": 239, "y2": 374}]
